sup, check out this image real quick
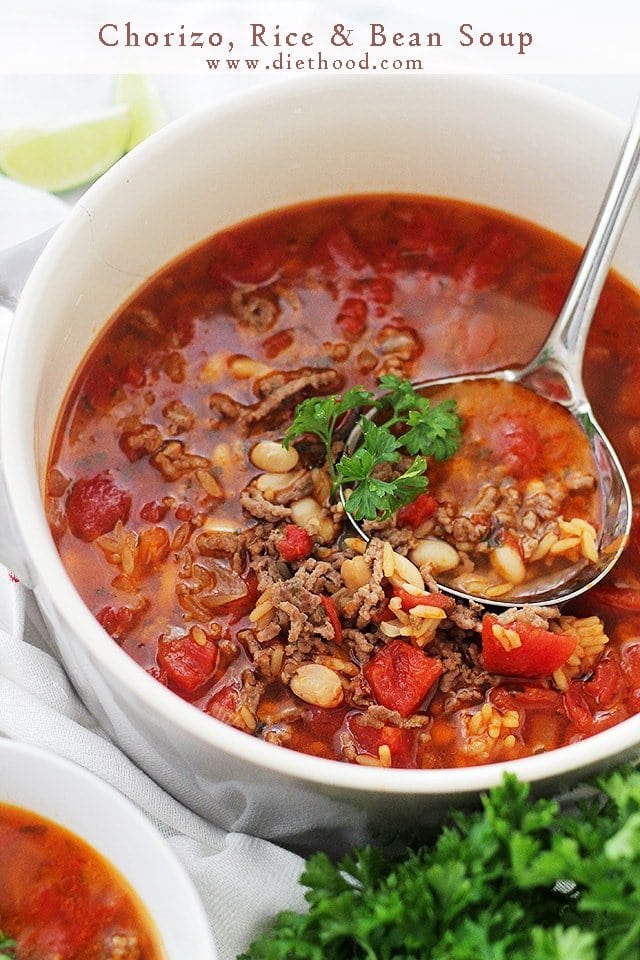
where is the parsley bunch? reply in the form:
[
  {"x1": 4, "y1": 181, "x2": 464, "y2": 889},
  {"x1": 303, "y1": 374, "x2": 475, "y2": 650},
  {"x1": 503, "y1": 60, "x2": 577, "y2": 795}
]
[
  {"x1": 0, "y1": 933, "x2": 16, "y2": 960},
  {"x1": 283, "y1": 375, "x2": 461, "y2": 522},
  {"x1": 240, "y1": 767, "x2": 640, "y2": 960}
]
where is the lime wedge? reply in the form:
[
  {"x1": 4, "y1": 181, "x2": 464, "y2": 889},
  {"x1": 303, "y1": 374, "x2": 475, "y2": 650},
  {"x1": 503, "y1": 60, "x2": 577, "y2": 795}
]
[
  {"x1": 0, "y1": 106, "x2": 130, "y2": 193},
  {"x1": 115, "y1": 75, "x2": 167, "y2": 150}
]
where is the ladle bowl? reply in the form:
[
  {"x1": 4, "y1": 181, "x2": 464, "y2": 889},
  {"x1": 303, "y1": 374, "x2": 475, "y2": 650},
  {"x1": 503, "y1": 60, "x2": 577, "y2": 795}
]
[{"x1": 342, "y1": 101, "x2": 640, "y2": 608}]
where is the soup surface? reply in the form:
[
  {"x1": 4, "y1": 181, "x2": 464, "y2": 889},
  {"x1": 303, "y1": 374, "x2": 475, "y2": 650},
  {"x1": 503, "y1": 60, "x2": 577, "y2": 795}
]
[
  {"x1": 0, "y1": 803, "x2": 162, "y2": 959},
  {"x1": 423, "y1": 378, "x2": 600, "y2": 600},
  {"x1": 46, "y1": 195, "x2": 640, "y2": 769}
]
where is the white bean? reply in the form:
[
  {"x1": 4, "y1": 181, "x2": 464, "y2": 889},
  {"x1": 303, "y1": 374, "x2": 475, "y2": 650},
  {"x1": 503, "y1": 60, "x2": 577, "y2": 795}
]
[
  {"x1": 290, "y1": 664, "x2": 344, "y2": 708},
  {"x1": 341, "y1": 556, "x2": 371, "y2": 592},
  {"x1": 255, "y1": 471, "x2": 300, "y2": 494},
  {"x1": 490, "y1": 544, "x2": 526, "y2": 585},
  {"x1": 290, "y1": 497, "x2": 323, "y2": 525},
  {"x1": 317, "y1": 517, "x2": 335, "y2": 542},
  {"x1": 250, "y1": 440, "x2": 299, "y2": 473},
  {"x1": 410, "y1": 538, "x2": 460, "y2": 573}
]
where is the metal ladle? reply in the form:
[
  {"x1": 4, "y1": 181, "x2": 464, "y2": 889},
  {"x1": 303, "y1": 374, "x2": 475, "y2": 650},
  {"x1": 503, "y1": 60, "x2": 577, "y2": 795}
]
[{"x1": 343, "y1": 103, "x2": 640, "y2": 608}]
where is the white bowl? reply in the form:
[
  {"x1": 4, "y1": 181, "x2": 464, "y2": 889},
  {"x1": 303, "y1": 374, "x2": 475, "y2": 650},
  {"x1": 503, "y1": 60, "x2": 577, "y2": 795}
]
[
  {"x1": 0, "y1": 738, "x2": 216, "y2": 958},
  {"x1": 1, "y1": 75, "x2": 639, "y2": 850}
]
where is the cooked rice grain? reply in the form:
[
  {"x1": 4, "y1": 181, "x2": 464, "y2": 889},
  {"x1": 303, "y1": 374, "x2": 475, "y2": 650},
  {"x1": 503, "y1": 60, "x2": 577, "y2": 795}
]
[{"x1": 551, "y1": 614, "x2": 609, "y2": 690}]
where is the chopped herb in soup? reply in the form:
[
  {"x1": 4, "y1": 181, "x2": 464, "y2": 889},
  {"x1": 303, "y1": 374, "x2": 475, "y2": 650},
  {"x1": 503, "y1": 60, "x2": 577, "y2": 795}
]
[
  {"x1": 0, "y1": 804, "x2": 162, "y2": 959},
  {"x1": 46, "y1": 195, "x2": 640, "y2": 768}
]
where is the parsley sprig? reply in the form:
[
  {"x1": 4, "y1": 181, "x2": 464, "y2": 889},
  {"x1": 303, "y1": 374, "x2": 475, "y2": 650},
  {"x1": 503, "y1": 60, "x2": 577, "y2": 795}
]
[
  {"x1": 0, "y1": 932, "x2": 16, "y2": 960},
  {"x1": 283, "y1": 375, "x2": 461, "y2": 522},
  {"x1": 240, "y1": 766, "x2": 640, "y2": 960},
  {"x1": 377, "y1": 374, "x2": 462, "y2": 460}
]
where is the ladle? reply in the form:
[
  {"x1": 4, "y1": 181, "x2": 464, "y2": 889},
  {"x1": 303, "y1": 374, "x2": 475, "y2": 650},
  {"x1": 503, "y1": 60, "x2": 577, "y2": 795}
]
[{"x1": 343, "y1": 102, "x2": 640, "y2": 608}]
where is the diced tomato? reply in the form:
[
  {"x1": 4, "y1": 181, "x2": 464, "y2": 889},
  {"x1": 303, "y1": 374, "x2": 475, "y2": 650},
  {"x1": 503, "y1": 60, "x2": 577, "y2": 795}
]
[
  {"x1": 124, "y1": 359, "x2": 146, "y2": 388},
  {"x1": 481, "y1": 614, "x2": 577, "y2": 678},
  {"x1": 82, "y1": 359, "x2": 119, "y2": 409},
  {"x1": 324, "y1": 226, "x2": 368, "y2": 270},
  {"x1": 321, "y1": 595, "x2": 343, "y2": 645},
  {"x1": 348, "y1": 716, "x2": 417, "y2": 768},
  {"x1": 175, "y1": 503, "x2": 194, "y2": 522},
  {"x1": 172, "y1": 310, "x2": 195, "y2": 348},
  {"x1": 563, "y1": 661, "x2": 628, "y2": 736},
  {"x1": 96, "y1": 601, "x2": 147, "y2": 642},
  {"x1": 336, "y1": 297, "x2": 368, "y2": 340},
  {"x1": 589, "y1": 586, "x2": 640, "y2": 611},
  {"x1": 455, "y1": 227, "x2": 515, "y2": 289},
  {"x1": 621, "y1": 642, "x2": 640, "y2": 714},
  {"x1": 371, "y1": 602, "x2": 395, "y2": 623},
  {"x1": 492, "y1": 684, "x2": 563, "y2": 714},
  {"x1": 583, "y1": 658, "x2": 623, "y2": 708},
  {"x1": 217, "y1": 233, "x2": 285, "y2": 285},
  {"x1": 262, "y1": 328, "x2": 294, "y2": 359},
  {"x1": 364, "y1": 275, "x2": 394, "y2": 306},
  {"x1": 289, "y1": 706, "x2": 349, "y2": 760},
  {"x1": 146, "y1": 664, "x2": 168, "y2": 686},
  {"x1": 396, "y1": 492, "x2": 439, "y2": 529},
  {"x1": 633, "y1": 508, "x2": 640, "y2": 560},
  {"x1": 277, "y1": 525, "x2": 313, "y2": 562},
  {"x1": 397, "y1": 210, "x2": 458, "y2": 272},
  {"x1": 395, "y1": 587, "x2": 454, "y2": 613},
  {"x1": 206, "y1": 684, "x2": 239, "y2": 722},
  {"x1": 621, "y1": 640, "x2": 640, "y2": 681},
  {"x1": 65, "y1": 471, "x2": 132, "y2": 542},
  {"x1": 157, "y1": 631, "x2": 218, "y2": 695},
  {"x1": 215, "y1": 570, "x2": 260, "y2": 623},
  {"x1": 491, "y1": 416, "x2": 543, "y2": 480},
  {"x1": 140, "y1": 500, "x2": 169, "y2": 523},
  {"x1": 364, "y1": 639, "x2": 442, "y2": 718}
]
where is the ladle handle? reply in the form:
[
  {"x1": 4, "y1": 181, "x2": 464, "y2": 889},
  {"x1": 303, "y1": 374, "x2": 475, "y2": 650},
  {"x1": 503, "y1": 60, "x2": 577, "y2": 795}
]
[{"x1": 547, "y1": 101, "x2": 640, "y2": 368}]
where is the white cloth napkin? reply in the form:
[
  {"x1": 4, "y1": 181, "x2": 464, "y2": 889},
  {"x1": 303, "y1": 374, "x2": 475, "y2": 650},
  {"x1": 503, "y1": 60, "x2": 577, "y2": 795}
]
[{"x1": 0, "y1": 577, "x2": 307, "y2": 959}]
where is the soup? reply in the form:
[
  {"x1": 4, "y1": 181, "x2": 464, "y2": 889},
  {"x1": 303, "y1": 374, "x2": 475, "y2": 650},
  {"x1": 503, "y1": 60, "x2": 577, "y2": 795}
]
[
  {"x1": 45, "y1": 195, "x2": 640, "y2": 769},
  {"x1": 422, "y1": 378, "x2": 600, "y2": 601},
  {"x1": 0, "y1": 803, "x2": 163, "y2": 959}
]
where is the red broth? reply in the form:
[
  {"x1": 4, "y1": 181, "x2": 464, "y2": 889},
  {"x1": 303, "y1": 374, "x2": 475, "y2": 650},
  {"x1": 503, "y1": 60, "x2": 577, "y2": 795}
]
[
  {"x1": 423, "y1": 379, "x2": 601, "y2": 600},
  {"x1": 0, "y1": 803, "x2": 163, "y2": 959},
  {"x1": 45, "y1": 195, "x2": 640, "y2": 769}
]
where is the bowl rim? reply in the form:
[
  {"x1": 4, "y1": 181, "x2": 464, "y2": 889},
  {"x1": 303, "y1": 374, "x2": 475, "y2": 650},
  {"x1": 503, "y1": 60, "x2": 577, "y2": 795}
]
[
  {"x1": 0, "y1": 736, "x2": 217, "y2": 958},
  {"x1": 1, "y1": 72, "x2": 636, "y2": 799}
]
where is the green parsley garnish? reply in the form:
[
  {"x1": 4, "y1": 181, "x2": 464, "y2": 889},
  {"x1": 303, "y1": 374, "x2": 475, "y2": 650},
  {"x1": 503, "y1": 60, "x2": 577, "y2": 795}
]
[
  {"x1": 0, "y1": 932, "x2": 16, "y2": 960},
  {"x1": 283, "y1": 375, "x2": 461, "y2": 522},
  {"x1": 239, "y1": 766, "x2": 640, "y2": 960},
  {"x1": 283, "y1": 386, "x2": 376, "y2": 485},
  {"x1": 339, "y1": 454, "x2": 429, "y2": 523}
]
